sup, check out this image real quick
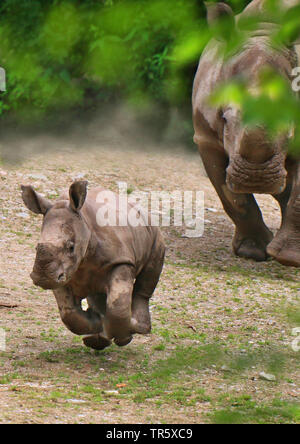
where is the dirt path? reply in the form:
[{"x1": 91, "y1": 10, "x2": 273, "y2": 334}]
[{"x1": 0, "y1": 135, "x2": 299, "y2": 424}]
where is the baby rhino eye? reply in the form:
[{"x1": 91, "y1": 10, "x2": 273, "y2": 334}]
[{"x1": 67, "y1": 242, "x2": 75, "y2": 254}]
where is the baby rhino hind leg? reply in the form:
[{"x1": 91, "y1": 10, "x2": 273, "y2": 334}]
[{"x1": 131, "y1": 240, "x2": 165, "y2": 335}]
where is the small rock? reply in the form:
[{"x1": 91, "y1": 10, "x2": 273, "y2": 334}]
[
  {"x1": 27, "y1": 173, "x2": 47, "y2": 181},
  {"x1": 103, "y1": 390, "x2": 119, "y2": 396},
  {"x1": 67, "y1": 399, "x2": 86, "y2": 404},
  {"x1": 73, "y1": 173, "x2": 87, "y2": 181},
  {"x1": 206, "y1": 207, "x2": 218, "y2": 213},
  {"x1": 221, "y1": 365, "x2": 231, "y2": 372},
  {"x1": 81, "y1": 299, "x2": 88, "y2": 311},
  {"x1": 17, "y1": 212, "x2": 29, "y2": 219},
  {"x1": 259, "y1": 372, "x2": 276, "y2": 382},
  {"x1": 182, "y1": 233, "x2": 202, "y2": 239}
]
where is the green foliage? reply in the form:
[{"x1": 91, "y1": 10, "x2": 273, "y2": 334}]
[
  {"x1": 0, "y1": 1, "x2": 253, "y2": 120},
  {"x1": 0, "y1": 0, "x2": 299, "y2": 147},
  {"x1": 0, "y1": 0, "x2": 204, "y2": 121},
  {"x1": 204, "y1": 0, "x2": 300, "y2": 150},
  {"x1": 211, "y1": 68, "x2": 300, "y2": 146}
]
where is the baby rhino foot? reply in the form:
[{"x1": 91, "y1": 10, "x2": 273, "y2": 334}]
[
  {"x1": 114, "y1": 335, "x2": 133, "y2": 347},
  {"x1": 83, "y1": 334, "x2": 112, "y2": 350},
  {"x1": 131, "y1": 317, "x2": 151, "y2": 335}
]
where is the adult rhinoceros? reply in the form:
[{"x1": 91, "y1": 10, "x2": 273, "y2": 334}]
[{"x1": 193, "y1": 0, "x2": 300, "y2": 266}]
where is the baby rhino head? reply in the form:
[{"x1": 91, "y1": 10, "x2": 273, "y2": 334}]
[{"x1": 21, "y1": 181, "x2": 90, "y2": 290}]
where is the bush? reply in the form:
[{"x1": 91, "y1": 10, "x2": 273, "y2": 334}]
[{"x1": 0, "y1": 1, "x2": 299, "y2": 146}]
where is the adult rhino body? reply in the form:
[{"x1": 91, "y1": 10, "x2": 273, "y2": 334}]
[
  {"x1": 193, "y1": 0, "x2": 300, "y2": 266},
  {"x1": 21, "y1": 181, "x2": 165, "y2": 350}
]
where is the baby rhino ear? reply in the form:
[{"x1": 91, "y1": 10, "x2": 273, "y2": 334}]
[
  {"x1": 69, "y1": 180, "x2": 88, "y2": 212},
  {"x1": 21, "y1": 185, "x2": 52, "y2": 215}
]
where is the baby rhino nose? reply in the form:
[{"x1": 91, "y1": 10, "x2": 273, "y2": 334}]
[
  {"x1": 30, "y1": 268, "x2": 66, "y2": 289},
  {"x1": 57, "y1": 272, "x2": 66, "y2": 283},
  {"x1": 31, "y1": 243, "x2": 66, "y2": 289}
]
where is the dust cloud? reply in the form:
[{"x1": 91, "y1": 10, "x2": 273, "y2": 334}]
[{"x1": 0, "y1": 103, "x2": 193, "y2": 165}]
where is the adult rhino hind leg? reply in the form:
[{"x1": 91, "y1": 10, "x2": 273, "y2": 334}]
[
  {"x1": 267, "y1": 164, "x2": 300, "y2": 267},
  {"x1": 198, "y1": 142, "x2": 273, "y2": 262},
  {"x1": 131, "y1": 238, "x2": 165, "y2": 335}
]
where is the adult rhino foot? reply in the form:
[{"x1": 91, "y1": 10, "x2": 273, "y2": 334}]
[
  {"x1": 83, "y1": 334, "x2": 112, "y2": 350},
  {"x1": 267, "y1": 235, "x2": 300, "y2": 267},
  {"x1": 233, "y1": 229, "x2": 273, "y2": 262}
]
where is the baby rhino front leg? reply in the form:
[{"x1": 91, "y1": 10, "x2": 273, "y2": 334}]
[
  {"x1": 105, "y1": 265, "x2": 135, "y2": 347},
  {"x1": 54, "y1": 287, "x2": 103, "y2": 335},
  {"x1": 84, "y1": 265, "x2": 135, "y2": 350}
]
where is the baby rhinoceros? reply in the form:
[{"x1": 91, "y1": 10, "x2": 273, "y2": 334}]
[{"x1": 21, "y1": 181, "x2": 165, "y2": 350}]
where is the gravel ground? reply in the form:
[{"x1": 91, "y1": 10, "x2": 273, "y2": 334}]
[{"x1": 0, "y1": 132, "x2": 299, "y2": 424}]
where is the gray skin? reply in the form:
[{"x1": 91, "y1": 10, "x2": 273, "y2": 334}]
[
  {"x1": 21, "y1": 181, "x2": 165, "y2": 350},
  {"x1": 193, "y1": 0, "x2": 300, "y2": 266}
]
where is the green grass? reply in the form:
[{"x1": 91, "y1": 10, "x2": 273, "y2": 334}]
[{"x1": 212, "y1": 398, "x2": 300, "y2": 424}]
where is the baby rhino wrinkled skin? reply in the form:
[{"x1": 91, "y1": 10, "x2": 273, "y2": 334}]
[{"x1": 21, "y1": 181, "x2": 165, "y2": 350}]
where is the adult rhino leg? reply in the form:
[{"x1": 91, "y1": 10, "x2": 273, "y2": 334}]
[
  {"x1": 271, "y1": 159, "x2": 294, "y2": 219},
  {"x1": 54, "y1": 287, "x2": 103, "y2": 336},
  {"x1": 198, "y1": 141, "x2": 273, "y2": 261},
  {"x1": 272, "y1": 183, "x2": 292, "y2": 219},
  {"x1": 131, "y1": 237, "x2": 165, "y2": 335},
  {"x1": 268, "y1": 162, "x2": 300, "y2": 267}
]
